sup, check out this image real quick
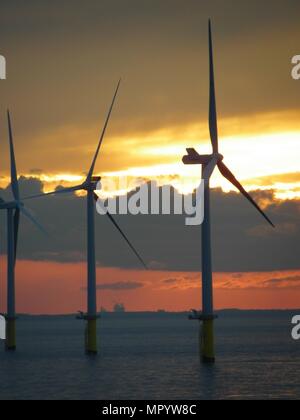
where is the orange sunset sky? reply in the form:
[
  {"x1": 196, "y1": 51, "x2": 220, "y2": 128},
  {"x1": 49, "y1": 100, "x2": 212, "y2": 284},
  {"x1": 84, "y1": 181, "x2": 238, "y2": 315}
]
[{"x1": 0, "y1": 0, "x2": 299, "y2": 313}]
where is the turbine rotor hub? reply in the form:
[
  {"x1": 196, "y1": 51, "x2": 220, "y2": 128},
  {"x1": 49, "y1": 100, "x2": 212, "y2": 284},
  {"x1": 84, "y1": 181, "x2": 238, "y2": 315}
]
[
  {"x1": 84, "y1": 176, "x2": 102, "y2": 191},
  {"x1": 212, "y1": 152, "x2": 224, "y2": 162}
]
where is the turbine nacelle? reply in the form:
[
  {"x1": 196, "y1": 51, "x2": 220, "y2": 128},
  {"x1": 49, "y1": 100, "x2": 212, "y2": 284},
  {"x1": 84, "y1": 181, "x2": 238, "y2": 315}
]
[{"x1": 182, "y1": 148, "x2": 223, "y2": 166}]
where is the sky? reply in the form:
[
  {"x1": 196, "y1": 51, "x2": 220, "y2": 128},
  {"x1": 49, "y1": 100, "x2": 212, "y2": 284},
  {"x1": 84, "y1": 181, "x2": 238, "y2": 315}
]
[{"x1": 0, "y1": 0, "x2": 299, "y2": 313}]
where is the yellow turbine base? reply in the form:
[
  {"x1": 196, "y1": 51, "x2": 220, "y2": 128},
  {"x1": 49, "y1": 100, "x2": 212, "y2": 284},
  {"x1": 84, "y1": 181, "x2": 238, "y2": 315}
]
[
  {"x1": 85, "y1": 319, "x2": 97, "y2": 355},
  {"x1": 200, "y1": 319, "x2": 215, "y2": 363},
  {"x1": 6, "y1": 319, "x2": 16, "y2": 351}
]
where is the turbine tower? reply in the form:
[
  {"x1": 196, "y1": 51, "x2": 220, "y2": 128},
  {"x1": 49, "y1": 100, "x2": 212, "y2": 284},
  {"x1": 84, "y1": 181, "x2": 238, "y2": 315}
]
[
  {"x1": 0, "y1": 111, "x2": 46, "y2": 351},
  {"x1": 26, "y1": 81, "x2": 147, "y2": 354},
  {"x1": 183, "y1": 21, "x2": 274, "y2": 363}
]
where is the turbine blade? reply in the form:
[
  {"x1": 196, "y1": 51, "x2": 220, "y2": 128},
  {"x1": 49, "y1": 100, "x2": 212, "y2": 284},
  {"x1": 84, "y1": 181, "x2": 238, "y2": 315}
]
[
  {"x1": 19, "y1": 206, "x2": 48, "y2": 236},
  {"x1": 95, "y1": 194, "x2": 148, "y2": 269},
  {"x1": 203, "y1": 156, "x2": 218, "y2": 180},
  {"x1": 86, "y1": 80, "x2": 121, "y2": 181},
  {"x1": 7, "y1": 110, "x2": 20, "y2": 201},
  {"x1": 22, "y1": 184, "x2": 83, "y2": 201},
  {"x1": 13, "y1": 208, "x2": 20, "y2": 266},
  {"x1": 218, "y1": 161, "x2": 275, "y2": 227},
  {"x1": 208, "y1": 20, "x2": 218, "y2": 154},
  {"x1": 106, "y1": 212, "x2": 148, "y2": 270}
]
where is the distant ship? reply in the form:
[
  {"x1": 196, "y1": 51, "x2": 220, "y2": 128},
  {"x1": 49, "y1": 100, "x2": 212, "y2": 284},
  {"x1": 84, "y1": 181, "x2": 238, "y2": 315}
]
[{"x1": 114, "y1": 303, "x2": 125, "y2": 313}]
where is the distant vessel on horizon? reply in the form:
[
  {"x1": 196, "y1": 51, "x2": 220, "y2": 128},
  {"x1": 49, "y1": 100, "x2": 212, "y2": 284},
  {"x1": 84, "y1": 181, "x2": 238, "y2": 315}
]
[{"x1": 113, "y1": 303, "x2": 125, "y2": 313}]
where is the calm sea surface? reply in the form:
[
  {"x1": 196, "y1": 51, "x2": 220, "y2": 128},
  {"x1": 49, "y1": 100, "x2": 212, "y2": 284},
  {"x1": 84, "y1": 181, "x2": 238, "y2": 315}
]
[{"x1": 0, "y1": 311, "x2": 299, "y2": 400}]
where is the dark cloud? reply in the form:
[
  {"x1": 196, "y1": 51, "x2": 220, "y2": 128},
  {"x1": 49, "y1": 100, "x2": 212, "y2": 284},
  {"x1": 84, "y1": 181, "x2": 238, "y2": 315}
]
[
  {"x1": 0, "y1": 178, "x2": 299, "y2": 272},
  {"x1": 160, "y1": 274, "x2": 199, "y2": 290},
  {"x1": 262, "y1": 275, "x2": 300, "y2": 288},
  {"x1": 29, "y1": 169, "x2": 44, "y2": 175},
  {"x1": 163, "y1": 278, "x2": 178, "y2": 284},
  {"x1": 95, "y1": 281, "x2": 144, "y2": 291},
  {"x1": 232, "y1": 273, "x2": 244, "y2": 279},
  {"x1": 160, "y1": 273, "x2": 300, "y2": 290}
]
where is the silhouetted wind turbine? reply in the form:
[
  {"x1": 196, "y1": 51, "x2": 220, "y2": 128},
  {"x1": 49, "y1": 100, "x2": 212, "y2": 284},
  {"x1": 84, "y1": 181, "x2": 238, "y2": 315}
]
[
  {"x1": 183, "y1": 21, "x2": 274, "y2": 363},
  {"x1": 0, "y1": 111, "x2": 46, "y2": 351},
  {"x1": 25, "y1": 81, "x2": 147, "y2": 354}
]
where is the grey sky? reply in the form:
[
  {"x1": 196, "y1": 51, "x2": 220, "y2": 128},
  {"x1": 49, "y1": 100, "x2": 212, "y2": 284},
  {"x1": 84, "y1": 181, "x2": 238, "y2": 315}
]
[{"x1": 0, "y1": 0, "x2": 300, "y2": 173}]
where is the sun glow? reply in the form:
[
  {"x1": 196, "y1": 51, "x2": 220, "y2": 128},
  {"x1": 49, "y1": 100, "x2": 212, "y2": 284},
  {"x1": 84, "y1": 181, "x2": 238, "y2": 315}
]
[
  {"x1": 98, "y1": 129, "x2": 300, "y2": 199},
  {"x1": 0, "y1": 112, "x2": 299, "y2": 201}
]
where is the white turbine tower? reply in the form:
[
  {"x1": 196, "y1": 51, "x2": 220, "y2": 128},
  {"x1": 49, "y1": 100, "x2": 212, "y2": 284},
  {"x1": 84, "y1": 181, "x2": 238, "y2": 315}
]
[
  {"x1": 183, "y1": 21, "x2": 274, "y2": 363},
  {"x1": 26, "y1": 81, "x2": 147, "y2": 354},
  {"x1": 0, "y1": 111, "x2": 46, "y2": 351}
]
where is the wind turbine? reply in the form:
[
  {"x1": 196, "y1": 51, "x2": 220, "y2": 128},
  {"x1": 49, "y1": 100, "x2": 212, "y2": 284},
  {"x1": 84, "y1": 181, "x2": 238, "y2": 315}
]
[
  {"x1": 25, "y1": 81, "x2": 147, "y2": 354},
  {"x1": 0, "y1": 111, "x2": 46, "y2": 351},
  {"x1": 183, "y1": 21, "x2": 274, "y2": 363}
]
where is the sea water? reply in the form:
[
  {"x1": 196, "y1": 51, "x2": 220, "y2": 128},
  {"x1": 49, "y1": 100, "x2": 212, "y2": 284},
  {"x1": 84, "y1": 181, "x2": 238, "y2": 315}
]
[{"x1": 0, "y1": 311, "x2": 299, "y2": 400}]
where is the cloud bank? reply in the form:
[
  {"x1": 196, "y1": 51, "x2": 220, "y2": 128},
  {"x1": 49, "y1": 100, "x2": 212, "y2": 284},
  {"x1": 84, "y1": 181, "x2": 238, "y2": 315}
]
[{"x1": 0, "y1": 178, "x2": 299, "y2": 272}]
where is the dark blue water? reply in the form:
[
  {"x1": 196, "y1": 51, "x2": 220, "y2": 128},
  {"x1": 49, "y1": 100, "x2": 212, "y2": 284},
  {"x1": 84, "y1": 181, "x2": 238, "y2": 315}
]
[{"x1": 0, "y1": 311, "x2": 299, "y2": 400}]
